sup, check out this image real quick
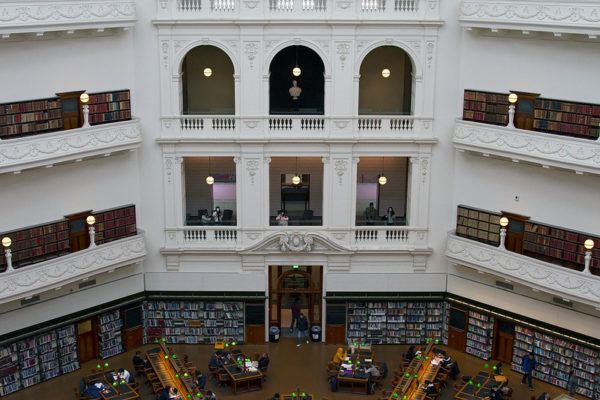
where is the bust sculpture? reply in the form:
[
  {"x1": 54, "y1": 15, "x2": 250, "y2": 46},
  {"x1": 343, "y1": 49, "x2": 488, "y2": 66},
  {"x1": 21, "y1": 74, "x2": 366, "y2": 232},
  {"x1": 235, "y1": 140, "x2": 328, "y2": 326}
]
[{"x1": 288, "y1": 80, "x2": 302, "y2": 100}]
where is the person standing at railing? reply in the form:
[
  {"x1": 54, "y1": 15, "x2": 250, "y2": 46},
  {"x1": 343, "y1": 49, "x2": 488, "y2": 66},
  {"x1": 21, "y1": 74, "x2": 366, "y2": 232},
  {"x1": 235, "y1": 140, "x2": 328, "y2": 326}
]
[
  {"x1": 365, "y1": 202, "x2": 378, "y2": 225},
  {"x1": 384, "y1": 207, "x2": 395, "y2": 225},
  {"x1": 212, "y1": 207, "x2": 222, "y2": 224}
]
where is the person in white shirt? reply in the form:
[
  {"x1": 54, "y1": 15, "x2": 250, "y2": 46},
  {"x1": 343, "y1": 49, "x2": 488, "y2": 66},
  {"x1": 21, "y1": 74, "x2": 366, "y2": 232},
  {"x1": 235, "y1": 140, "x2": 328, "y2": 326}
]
[
  {"x1": 276, "y1": 210, "x2": 289, "y2": 226},
  {"x1": 116, "y1": 368, "x2": 131, "y2": 383},
  {"x1": 365, "y1": 363, "x2": 380, "y2": 377}
]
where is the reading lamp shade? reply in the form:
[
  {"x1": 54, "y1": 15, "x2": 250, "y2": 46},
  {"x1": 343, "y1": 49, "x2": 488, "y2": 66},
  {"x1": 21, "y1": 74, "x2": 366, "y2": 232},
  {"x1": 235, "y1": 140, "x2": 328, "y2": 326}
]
[
  {"x1": 79, "y1": 93, "x2": 89, "y2": 104},
  {"x1": 86, "y1": 215, "x2": 96, "y2": 225},
  {"x1": 1, "y1": 237, "x2": 11, "y2": 248},
  {"x1": 499, "y1": 217, "x2": 509, "y2": 227},
  {"x1": 584, "y1": 239, "x2": 594, "y2": 250},
  {"x1": 508, "y1": 93, "x2": 518, "y2": 104}
]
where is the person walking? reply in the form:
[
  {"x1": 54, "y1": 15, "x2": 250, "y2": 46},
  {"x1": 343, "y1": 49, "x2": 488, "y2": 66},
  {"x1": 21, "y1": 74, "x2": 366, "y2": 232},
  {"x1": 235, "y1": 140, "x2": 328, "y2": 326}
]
[
  {"x1": 289, "y1": 297, "x2": 301, "y2": 333},
  {"x1": 567, "y1": 369, "x2": 577, "y2": 396},
  {"x1": 521, "y1": 352, "x2": 536, "y2": 390},
  {"x1": 296, "y1": 313, "x2": 309, "y2": 346}
]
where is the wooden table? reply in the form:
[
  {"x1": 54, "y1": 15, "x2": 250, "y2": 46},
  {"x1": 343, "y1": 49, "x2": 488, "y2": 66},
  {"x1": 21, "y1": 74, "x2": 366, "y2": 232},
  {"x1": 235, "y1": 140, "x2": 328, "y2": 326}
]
[
  {"x1": 223, "y1": 364, "x2": 263, "y2": 394},
  {"x1": 146, "y1": 344, "x2": 198, "y2": 398},
  {"x1": 454, "y1": 370, "x2": 496, "y2": 400},
  {"x1": 384, "y1": 341, "x2": 436, "y2": 400},
  {"x1": 335, "y1": 347, "x2": 374, "y2": 394},
  {"x1": 282, "y1": 395, "x2": 314, "y2": 400},
  {"x1": 86, "y1": 370, "x2": 139, "y2": 400}
]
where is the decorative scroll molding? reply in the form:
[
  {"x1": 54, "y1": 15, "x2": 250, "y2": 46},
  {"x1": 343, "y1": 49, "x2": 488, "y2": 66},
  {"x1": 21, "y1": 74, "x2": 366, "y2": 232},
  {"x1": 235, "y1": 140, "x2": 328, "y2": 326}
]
[
  {"x1": 460, "y1": 1, "x2": 600, "y2": 35},
  {"x1": 446, "y1": 233, "x2": 600, "y2": 305},
  {"x1": 334, "y1": 159, "x2": 348, "y2": 184},
  {"x1": 279, "y1": 233, "x2": 314, "y2": 252},
  {"x1": 0, "y1": 1, "x2": 136, "y2": 35},
  {"x1": 0, "y1": 119, "x2": 142, "y2": 174},
  {"x1": 245, "y1": 159, "x2": 260, "y2": 183},
  {"x1": 0, "y1": 233, "x2": 146, "y2": 304},
  {"x1": 453, "y1": 119, "x2": 600, "y2": 175}
]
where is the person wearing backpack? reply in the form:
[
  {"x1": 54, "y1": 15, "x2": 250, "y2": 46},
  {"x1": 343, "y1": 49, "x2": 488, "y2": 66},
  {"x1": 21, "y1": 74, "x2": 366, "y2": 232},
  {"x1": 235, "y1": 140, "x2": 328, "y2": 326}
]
[{"x1": 296, "y1": 313, "x2": 309, "y2": 346}]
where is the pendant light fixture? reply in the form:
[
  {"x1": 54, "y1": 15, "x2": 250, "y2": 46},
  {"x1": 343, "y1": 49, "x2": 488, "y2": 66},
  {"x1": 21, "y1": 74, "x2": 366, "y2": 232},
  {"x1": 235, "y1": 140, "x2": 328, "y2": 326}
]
[
  {"x1": 378, "y1": 157, "x2": 387, "y2": 185},
  {"x1": 206, "y1": 156, "x2": 214, "y2": 185},
  {"x1": 292, "y1": 157, "x2": 301, "y2": 185},
  {"x1": 292, "y1": 46, "x2": 301, "y2": 77}
]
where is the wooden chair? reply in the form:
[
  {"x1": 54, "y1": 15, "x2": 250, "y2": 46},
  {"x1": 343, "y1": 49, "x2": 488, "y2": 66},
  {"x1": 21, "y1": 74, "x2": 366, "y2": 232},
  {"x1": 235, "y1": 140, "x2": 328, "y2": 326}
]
[{"x1": 217, "y1": 372, "x2": 231, "y2": 387}]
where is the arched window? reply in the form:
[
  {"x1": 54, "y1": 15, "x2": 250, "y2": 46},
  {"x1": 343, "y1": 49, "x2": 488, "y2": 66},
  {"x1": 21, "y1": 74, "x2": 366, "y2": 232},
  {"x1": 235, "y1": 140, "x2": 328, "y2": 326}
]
[
  {"x1": 181, "y1": 45, "x2": 235, "y2": 115},
  {"x1": 359, "y1": 46, "x2": 413, "y2": 115},
  {"x1": 269, "y1": 45, "x2": 325, "y2": 115}
]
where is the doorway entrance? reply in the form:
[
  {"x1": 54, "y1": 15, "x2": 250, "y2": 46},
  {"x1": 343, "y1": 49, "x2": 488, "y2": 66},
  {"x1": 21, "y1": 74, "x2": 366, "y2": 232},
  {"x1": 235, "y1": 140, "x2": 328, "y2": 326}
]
[
  {"x1": 493, "y1": 319, "x2": 515, "y2": 364},
  {"x1": 268, "y1": 266, "x2": 323, "y2": 338}
]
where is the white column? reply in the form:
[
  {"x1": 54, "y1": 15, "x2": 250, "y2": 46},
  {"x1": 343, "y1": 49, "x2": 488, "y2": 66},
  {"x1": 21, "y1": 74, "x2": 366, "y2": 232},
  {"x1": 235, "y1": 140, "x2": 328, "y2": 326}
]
[
  {"x1": 328, "y1": 151, "x2": 354, "y2": 228},
  {"x1": 163, "y1": 151, "x2": 185, "y2": 248}
]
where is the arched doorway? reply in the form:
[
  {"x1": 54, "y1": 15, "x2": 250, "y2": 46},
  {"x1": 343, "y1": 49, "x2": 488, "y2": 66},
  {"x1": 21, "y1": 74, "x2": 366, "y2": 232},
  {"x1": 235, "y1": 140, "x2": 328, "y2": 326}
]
[
  {"x1": 268, "y1": 265, "x2": 323, "y2": 337},
  {"x1": 269, "y1": 45, "x2": 325, "y2": 115},
  {"x1": 181, "y1": 45, "x2": 235, "y2": 115},
  {"x1": 359, "y1": 46, "x2": 413, "y2": 115}
]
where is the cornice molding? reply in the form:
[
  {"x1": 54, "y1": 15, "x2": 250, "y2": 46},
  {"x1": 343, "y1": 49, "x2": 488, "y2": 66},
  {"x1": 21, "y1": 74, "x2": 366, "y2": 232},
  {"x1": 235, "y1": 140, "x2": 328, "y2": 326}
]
[
  {"x1": 0, "y1": 119, "x2": 142, "y2": 174},
  {"x1": 446, "y1": 233, "x2": 600, "y2": 306},
  {"x1": 453, "y1": 119, "x2": 600, "y2": 175},
  {"x1": 0, "y1": 233, "x2": 146, "y2": 305}
]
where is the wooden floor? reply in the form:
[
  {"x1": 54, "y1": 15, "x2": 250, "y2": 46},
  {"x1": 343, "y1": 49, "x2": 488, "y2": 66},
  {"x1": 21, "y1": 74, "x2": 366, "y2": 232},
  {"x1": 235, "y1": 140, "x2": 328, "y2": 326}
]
[{"x1": 5, "y1": 337, "x2": 579, "y2": 400}]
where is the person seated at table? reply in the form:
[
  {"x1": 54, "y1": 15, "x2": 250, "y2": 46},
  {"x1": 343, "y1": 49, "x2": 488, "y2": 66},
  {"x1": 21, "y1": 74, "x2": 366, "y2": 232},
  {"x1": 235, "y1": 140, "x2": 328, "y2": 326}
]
[
  {"x1": 132, "y1": 351, "x2": 145, "y2": 369},
  {"x1": 168, "y1": 386, "x2": 183, "y2": 400},
  {"x1": 79, "y1": 378, "x2": 90, "y2": 395},
  {"x1": 440, "y1": 354, "x2": 453, "y2": 367},
  {"x1": 488, "y1": 385, "x2": 504, "y2": 400},
  {"x1": 83, "y1": 381, "x2": 105, "y2": 399},
  {"x1": 193, "y1": 370, "x2": 206, "y2": 390},
  {"x1": 158, "y1": 386, "x2": 171, "y2": 400},
  {"x1": 258, "y1": 353, "x2": 270, "y2": 370},
  {"x1": 449, "y1": 360, "x2": 461, "y2": 380},
  {"x1": 209, "y1": 353, "x2": 220, "y2": 369},
  {"x1": 422, "y1": 380, "x2": 438, "y2": 396},
  {"x1": 405, "y1": 345, "x2": 416, "y2": 361},
  {"x1": 536, "y1": 393, "x2": 550, "y2": 400},
  {"x1": 365, "y1": 362, "x2": 380, "y2": 378},
  {"x1": 204, "y1": 389, "x2": 217, "y2": 400},
  {"x1": 116, "y1": 367, "x2": 133, "y2": 383},
  {"x1": 332, "y1": 347, "x2": 346, "y2": 365}
]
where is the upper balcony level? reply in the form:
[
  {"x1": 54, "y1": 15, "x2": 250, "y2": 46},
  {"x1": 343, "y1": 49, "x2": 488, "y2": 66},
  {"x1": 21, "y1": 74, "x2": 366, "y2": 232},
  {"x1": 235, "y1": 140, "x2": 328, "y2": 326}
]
[
  {"x1": 454, "y1": 89, "x2": 600, "y2": 175},
  {"x1": 446, "y1": 205, "x2": 600, "y2": 306},
  {"x1": 155, "y1": 0, "x2": 441, "y2": 23},
  {"x1": 0, "y1": 205, "x2": 146, "y2": 304},
  {"x1": 0, "y1": 89, "x2": 141, "y2": 174},
  {"x1": 0, "y1": 0, "x2": 136, "y2": 39},
  {"x1": 460, "y1": 0, "x2": 600, "y2": 39}
]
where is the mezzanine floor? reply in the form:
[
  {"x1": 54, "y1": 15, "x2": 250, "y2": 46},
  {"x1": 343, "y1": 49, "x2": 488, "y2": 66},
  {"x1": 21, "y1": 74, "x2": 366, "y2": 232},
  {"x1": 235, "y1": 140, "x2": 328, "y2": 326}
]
[{"x1": 5, "y1": 337, "x2": 573, "y2": 400}]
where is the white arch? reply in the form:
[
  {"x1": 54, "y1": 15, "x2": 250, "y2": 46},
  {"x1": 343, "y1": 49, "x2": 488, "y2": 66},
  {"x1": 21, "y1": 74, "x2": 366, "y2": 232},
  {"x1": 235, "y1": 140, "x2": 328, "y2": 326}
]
[
  {"x1": 174, "y1": 40, "x2": 240, "y2": 76},
  {"x1": 354, "y1": 40, "x2": 422, "y2": 77},
  {"x1": 263, "y1": 40, "x2": 331, "y2": 76}
]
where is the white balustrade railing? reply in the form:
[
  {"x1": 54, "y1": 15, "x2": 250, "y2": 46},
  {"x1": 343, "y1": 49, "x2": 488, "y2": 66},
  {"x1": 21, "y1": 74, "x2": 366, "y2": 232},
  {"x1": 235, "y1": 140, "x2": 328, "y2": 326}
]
[
  {"x1": 183, "y1": 227, "x2": 238, "y2": 243},
  {"x1": 355, "y1": 227, "x2": 410, "y2": 242},
  {"x1": 162, "y1": 115, "x2": 434, "y2": 140},
  {"x1": 158, "y1": 0, "x2": 439, "y2": 20},
  {"x1": 353, "y1": 227, "x2": 428, "y2": 250}
]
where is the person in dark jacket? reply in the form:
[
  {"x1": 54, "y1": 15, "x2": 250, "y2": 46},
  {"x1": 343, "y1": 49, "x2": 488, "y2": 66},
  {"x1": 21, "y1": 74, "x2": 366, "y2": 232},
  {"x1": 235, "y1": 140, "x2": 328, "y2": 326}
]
[
  {"x1": 405, "y1": 345, "x2": 416, "y2": 361},
  {"x1": 258, "y1": 353, "x2": 270, "y2": 370},
  {"x1": 195, "y1": 370, "x2": 206, "y2": 390},
  {"x1": 296, "y1": 313, "x2": 309, "y2": 346},
  {"x1": 521, "y1": 352, "x2": 536, "y2": 390},
  {"x1": 567, "y1": 370, "x2": 577, "y2": 396},
  {"x1": 490, "y1": 385, "x2": 504, "y2": 400},
  {"x1": 158, "y1": 386, "x2": 170, "y2": 400}
]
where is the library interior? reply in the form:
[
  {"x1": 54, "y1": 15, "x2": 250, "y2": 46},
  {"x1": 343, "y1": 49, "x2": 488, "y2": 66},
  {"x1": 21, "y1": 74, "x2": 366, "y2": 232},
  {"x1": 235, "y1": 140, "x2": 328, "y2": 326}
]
[{"x1": 0, "y1": 1, "x2": 599, "y2": 400}]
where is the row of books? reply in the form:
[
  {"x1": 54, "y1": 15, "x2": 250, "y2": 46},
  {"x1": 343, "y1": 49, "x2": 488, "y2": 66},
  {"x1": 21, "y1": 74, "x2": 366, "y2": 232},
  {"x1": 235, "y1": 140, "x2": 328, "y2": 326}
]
[
  {"x1": 464, "y1": 90, "x2": 509, "y2": 104},
  {"x1": 0, "y1": 99, "x2": 61, "y2": 116},
  {"x1": 89, "y1": 101, "x2": 130, "y2": 114},
  {"x1": 533, "y1": 119, "x2": 599, "y2": 139},
  {"x1": 89, "y1": 110, "x2": 131, "y2": 125},
  {"x1": 0, "y1": 120, "x2": 63, "y2": 136},
  {"x1": 462, "y1": 110, "x2": 508, "y2": 125},
  {"x1": 463, "y1": 100, "x2": 508, "y2": 114},
  {"x1": 465, "y1": 310, "x2": 494, "y2": 360},
  {"x1": 88, "y1": 91, "x2": 130, "y2": 104},
  {"x1": 0, "y1": 109, "x2": 62, "y2": 125},
  {"x1": 535, "y1": 99, "x2": 600, "y2": 117},
  {"x1": 533, "y1": 109, "x2": 600, "y2": 127},
  {"x1": 98, "y1": 310, "x2": 124, "y2": 359}
]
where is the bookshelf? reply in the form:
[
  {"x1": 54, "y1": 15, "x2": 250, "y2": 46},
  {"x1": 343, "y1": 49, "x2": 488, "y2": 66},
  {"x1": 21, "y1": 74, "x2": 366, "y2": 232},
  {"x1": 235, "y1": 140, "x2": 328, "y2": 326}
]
[
  {"x1": 143, "y1": 300, "x2": 245, "y2": 345},
  {"x1": 17, "y1": 337, "x2": 40, "y2": 389},
  {"x1": 346, "y1": 302, "x2": 368, "y2": 342},
  {"x1": 465, "y1": 310, "x2": 494, "y2": 360},
  {"x1": 405, "y1": 302, "x2": 426, "y2": 344},
  {"x1": 88, "y1": 90, "x2": 131, "y2": 126},
  {"x1": 386, "y1": 302, "x2": 407, "y2": 344},
  {"x1": 0, "y1": 97, "x2": 63, "y2": 139},
  {"x1": 426, "y1": 302, "x2": 445, "y2": 342},
  {"x1": 0, "y1": 343, "x2": 19, "y2": 397},
  {"x1": 511, "y1": 325, "x2": 599, "y2": 398},
  {"x1": 36, "y1": 331, "x2": 60, "y2": 381},
  {"x1": 0, "y1": 220, "x2": 70, "y2": 272},
  {"x1": 463, "y1": 89, "x2": 509, "y2": 126},
  {"x1": 98, "y1": 310, "x2": 124, "y2": 359},
  {"x1": 56, "y1": 325, "x2": 79, "y2": 374},
  {"x1": 456, "y1": 205, "x2": 501, "y2": 246},
  {"x1": 533, "y1": 98, "x2": 600, "y2": 140},
  {"x1": 94, "y1": 204, "x2": 137, "y2": 245},
  {"x1": 367, "y1": 302, "x2": 387, "y2": 344},
  {"x1": 523, "y1": 221, "x2": 600, "y2": 274},
  {"x1": 442, "y1": 302, "x2": 450, "y2": 345}
]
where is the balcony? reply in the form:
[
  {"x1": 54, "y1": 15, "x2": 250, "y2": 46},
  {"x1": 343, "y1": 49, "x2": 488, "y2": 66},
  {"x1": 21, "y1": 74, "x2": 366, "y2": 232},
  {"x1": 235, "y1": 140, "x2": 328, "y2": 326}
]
[
  {"x1": 159, "y1": 115, "x2": 436, "y2": 143},
  {"x1": 453, "y1": 119, "x2": 600, "y2": 175},
  {"x1": 155, "y1": 0, "x2": 441, "y2": 23},
  {"x1": 0, "y1": 1, "x2": 136, "y2": 38},
  {"x1": 162, "y1": 226, "x2": 429, "y2": 253},
  {"x1": 0, "y1": 119, "x2": 142, "y2": 174},
  {"x1": 446, "y1": 233, "x2": 600, "y2": 306},
  {"x1": 460, "y1": 0, "x2": 600, "y2": 38},
  {"x1": 0, "y1": 232, "x2": 146, "y2": 304}
]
